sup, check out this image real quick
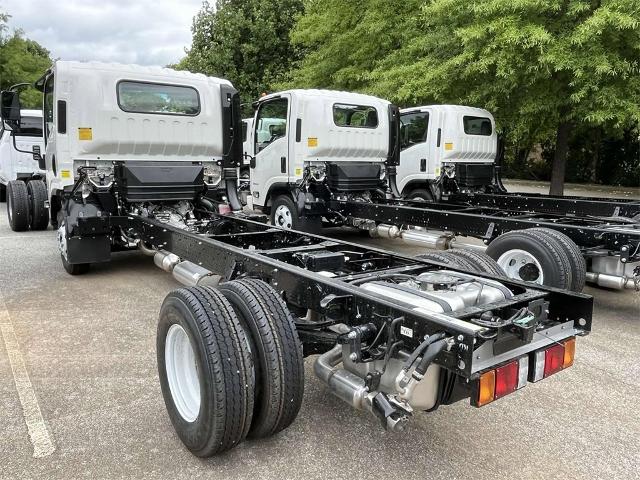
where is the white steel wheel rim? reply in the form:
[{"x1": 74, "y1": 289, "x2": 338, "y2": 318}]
[
  {"x1": 497, "y1": 249, "x2": 544, "y2": 284},
  {"x1": 165, "y1": 324, "x2": 201, "y2": 422},
  {"x1": 274, "y1": 204, "x2": 293, "y2": 229}
]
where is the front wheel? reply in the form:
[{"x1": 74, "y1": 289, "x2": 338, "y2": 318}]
[
  {"x1": 270, "y1": 195, "x2": 321, "y2": 234},
  {"x1": 405, "y1": 188, "x2": 434, "y2": 203}
]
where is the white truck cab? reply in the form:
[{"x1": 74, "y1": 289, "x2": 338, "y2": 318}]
[
  {"x1": 2, "y1": 60, "x2": 244, "y2": 268},
  {"x1": 0, "y1": 106, "x2": 46, "y2": 231},
  {"x1": 397, "y1": 105, "x2": 497, "y2": 200},
  {"x1": 0, "y1": 109, "x2": 45, "y2": 191},
  {"x1": 34, "y1": 61, "x2": 232, "y2": 208},
  {"x1": 246, "y1": 89, "x2": 396, "y2": 230}
]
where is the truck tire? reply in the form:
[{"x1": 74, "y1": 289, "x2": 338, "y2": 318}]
[
  {"x1": 486, "y1": 230, "x2": 573, "y2": 289},
  {"x1": 528, "y1": 228, "x2": 586, "y2": 292},
  {"x1": 61, "y1": 253, "x2": 90, "y2": 275},
  {"x1": 446, "y1": 249, "x2": 506, "y2": 277},
  {"x1": 7, "y1": 180, "x2": 29, "y2": 231},
  {"x1": 157, "y1": 286, "x2": 255, "y2": 457},
  {"x1": 406, "y1": 188, "x2": 434, "y2": 202},
  {"x1": 27, "y1": 180, "x2": 49, "y2": 230},
  {"x1": 0, "y1": 183, "x2": 6, "y2": 202},
  {"x1": 415, "y1": 251, "x2": 476, "y2": 271},
  {"x1": 270, "y1": 194, "x2": 321, "y2": 234},
  {"x1": 219, "y1": 279, "x2": 304, "y2": 439}
]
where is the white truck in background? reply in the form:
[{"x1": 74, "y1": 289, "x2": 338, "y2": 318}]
[
  {"x1": 397, "y1": 105, "x2": 497, "y2": 201},
  {"x1": 246, "y1": 89, "x2": 396, "y2": 231},
  {"x1": 0, "y1": 106, "x2": 47, "y2": 231}
]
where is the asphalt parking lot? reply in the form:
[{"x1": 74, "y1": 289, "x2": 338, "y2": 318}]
[{"x1": 1, "y1": 184, "x2": 639, "y2": 479}]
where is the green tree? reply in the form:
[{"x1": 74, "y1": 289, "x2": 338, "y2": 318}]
[
  {"x1": 289, "y1": 0, "x2": 640, "y2": 194},
  {"x1": 0, "y1": 11, "x2": 51, "y2": 109},
  {"x1": 176, "y1": 0, "x2": 304, "y2": 108}
]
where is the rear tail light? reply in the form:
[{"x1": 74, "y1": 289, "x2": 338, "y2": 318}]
[
  {"x1": 474, "y1": 356, "x2": 527, "y2": 407},
  {"x1": 563, "y1": 337, "x2": 576, "y2": 368},
  {"x1": 494, "y1": 361, "x2": 519, "y2": 399},
  {"x1": 530, "y1": 337, "x2": 576, "y2": 383},
  {"x1": 474, "y1": 337, "x2": 576, "y2": 407}
]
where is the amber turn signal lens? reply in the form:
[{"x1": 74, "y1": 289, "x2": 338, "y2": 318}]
[
  {"x1": 477, "y1": 370, "x2": 496, "y2": 407},
  {"x1": 563, "y1": 337, "x2": 576, "y2": 368}
]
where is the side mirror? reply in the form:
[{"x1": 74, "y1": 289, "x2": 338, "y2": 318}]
[
  {"x1": 33, "y1": 145, "x2": 45, "y2": 170},
  {"x1": 0, "y1": 90, "x2": 22, "y2": 125},
  {"x1": 250, "y1": 156, "x2": 256, "y2": 169}
]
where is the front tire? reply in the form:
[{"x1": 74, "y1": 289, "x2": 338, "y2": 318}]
[
  {"x1": 7, "y1": 180, "x2": 29, "y2": 231},
  {"x1": 157, "y1": 287, "x2": 255, "y2": 457},
  {"x1": 405, "y1": 188, "x2": 434, "y2": 202},
  {"x1": 270, "y1": 194, "x2": 321, "y2": 234},
  {"x1": 61, "y1": 253, "x2": 90, "y2": 275}
]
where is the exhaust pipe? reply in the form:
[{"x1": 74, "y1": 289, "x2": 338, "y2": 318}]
[
  {"x1": 314, "y1": 346, "x2": 370, "y2": 410},
  {"x1": 138, "y1": 241, "x2": 157, "y2": 257},
  {"x1": 153, "y1": 250, "x2": 220, "y2": 287},
  {"x1": 585, "y1": 272, "x2": 638, "y2": 290},
  {"x1": 370, "y1": 224, "x2": 452, "y2": 250},
  {"x1": 314, "y1": 345, "x2": 410, "y2": 431}
]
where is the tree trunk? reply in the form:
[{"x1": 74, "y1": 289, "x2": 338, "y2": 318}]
[
  {"x1": 589, "y1": 127, "x2": 601, "y2": 183},
  {"x1": 549, "y1": 121, "x2": 572, "y2": 196}
]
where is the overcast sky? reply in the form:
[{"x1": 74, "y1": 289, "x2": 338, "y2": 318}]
[{"x1": 1, "y1": 0, "x2": 204, "y2": 66}]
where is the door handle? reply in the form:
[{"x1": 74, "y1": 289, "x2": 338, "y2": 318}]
[
  {"x1": 420, "y1": 158, "x2": 427, "y2": 172},
  {"x1": 281, "y1": 156, "x2": 286, "y2": 174}
]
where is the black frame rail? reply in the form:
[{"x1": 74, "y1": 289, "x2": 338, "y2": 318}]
[
  {"x1": 86, "y1": 213, "x2": 593, "y2": 379},
  {"x1": 446, "y1": 191, "x2": 640, "y2": 219},
  {"x1": 332, "y1": 199, "x2": 640, "y2": 260}
]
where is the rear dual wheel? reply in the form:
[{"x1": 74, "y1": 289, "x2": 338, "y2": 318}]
[
  {"x1": 486, "y1": 228, "x2": 584, "y2": 291},
  {"x1": 416, "y1": 250, "x2": 505, "y2": 276},
  {"x1": 157, "y1": 280, "x2": 304, "y2": 457},
  {"x1": 6, "y1": 179, "x2": 48, "y2": 232}
]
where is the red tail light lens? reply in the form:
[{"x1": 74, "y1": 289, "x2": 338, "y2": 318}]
[
  {"x1": 543, "y1": 344, "x2": 565, "y2": 378},
  {"x1": 494, "y1": 361, "x2": 519, "y2": 399}
]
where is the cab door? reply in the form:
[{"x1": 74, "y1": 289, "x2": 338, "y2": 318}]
[
  {"x1": 250, "y1": 95, "x2": 290, "y2": 208},
  {"x1": 397, "y1": 109, "x2": 432, "y2": 194}
]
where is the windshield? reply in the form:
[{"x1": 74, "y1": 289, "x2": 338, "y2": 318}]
[{"x1": 17, "y1": 115, "x2": 43, "y2": 137}]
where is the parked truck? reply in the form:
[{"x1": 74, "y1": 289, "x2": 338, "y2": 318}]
[
  {"x1": 1, "y1": 61, "x2": 592, "y2": 457},
  {"x1": 243, "y1": 97, "x2": 639, "y2": 291},
  {"x1": 0, "y1": 98, "x2": 47, "y2": 231}
]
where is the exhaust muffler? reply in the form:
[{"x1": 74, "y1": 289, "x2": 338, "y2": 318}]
[
  {"x1": 314, "y1": 345, "x2": 410, "y2": 431},
  {"x1": 153, "y1": 250, "x2": 220, "y2": 287}
]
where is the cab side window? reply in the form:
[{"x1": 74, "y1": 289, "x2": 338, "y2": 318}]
[
  {"x1": 463, "y1": 116, "x2": 492, "y2": 136},
  {"x1": 255, "y1": 98, "x2": 288, "y2": 152},
  {"x1": 400, "y1": 112, "x2": 429, "y2": 150}
]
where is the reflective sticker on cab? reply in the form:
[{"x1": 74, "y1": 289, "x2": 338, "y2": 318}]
[{"x1": 78, "y1": 128, "x2": 92, "y2": 141}]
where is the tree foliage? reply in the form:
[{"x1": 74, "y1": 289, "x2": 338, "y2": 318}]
[
  {"x1": 176, "y1": 0, "x2": 304, "y2": 108},
  {"x1": 0, "y1": 11, "x2": 51, "y2": 108},
  {"x1": 287, "y1": 0, "x2": 640, "y2": 191}
]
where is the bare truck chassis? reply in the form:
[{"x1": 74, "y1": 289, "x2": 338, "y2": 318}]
[{"x1": 70, "y1": 182, "x2": 592, "y2": 454}]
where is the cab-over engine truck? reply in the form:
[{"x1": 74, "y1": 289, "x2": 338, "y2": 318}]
[
  {"x1": 3, "y1": 61, "x2": 592, "y2": 457},
  {"x1": 0, "y1": 84, "x2": 47, "y2": 231},
  {"x1": 244, "y1": 95, "x2": 639, "y2": 291},
  {"x1": 395, "y1": 105, "x2": 640, "y2": 290},
  {"x1": 397, "y1": 105, "x2": 640, "y2": 220},
  {"x1": 245, "y1": 89, "x2": 397, "y2": 233}
]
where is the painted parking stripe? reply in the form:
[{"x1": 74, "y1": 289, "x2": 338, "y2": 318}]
[{"x1": 0, "y1": 295, "x2": 55, "y2": 458}]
